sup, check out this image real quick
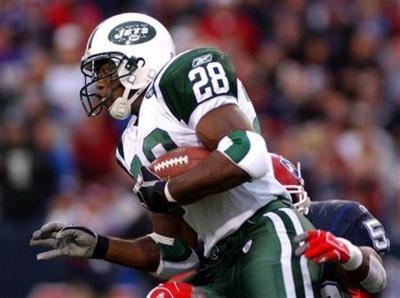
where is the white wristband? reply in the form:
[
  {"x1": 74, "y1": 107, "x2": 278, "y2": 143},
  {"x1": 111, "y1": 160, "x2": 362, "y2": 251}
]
[
  {"x1": 339, "y1": 238, "x2": 363, "y2": 271},
  {"x1": 164, "y1": 181, "x2": 177, "y2": 203}
]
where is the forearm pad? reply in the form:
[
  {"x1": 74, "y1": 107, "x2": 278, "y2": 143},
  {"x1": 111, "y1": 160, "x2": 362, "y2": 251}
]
[
  {"x1": 217, "y1": 130, "x2": 268, "y2": 180},
  {"x1": 148, "y1": 233, "x2": 199, "y2": 280}
]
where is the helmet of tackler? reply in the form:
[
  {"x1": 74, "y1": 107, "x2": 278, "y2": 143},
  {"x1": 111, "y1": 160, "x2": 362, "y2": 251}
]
[{"x1": 270, "y1": 153, "x2": 311, "y2": 214}]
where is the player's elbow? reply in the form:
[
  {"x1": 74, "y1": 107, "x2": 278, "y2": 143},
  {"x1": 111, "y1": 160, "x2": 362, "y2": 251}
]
[
  {"x1": 148, "y1": 233, "x2": 200, "y2": 280},
  {"x1": 217, "y1": 130, "x2": 268, "y2": 180},
  {"x1": 362, "y1": 267, "x2": 387, "y2": 293},
  {"x1": 376, "y1": 271, "x2": 387, "y2": 293},
  {"x1": 360, "y1": 250, "x2": 387, "y2": 293}
]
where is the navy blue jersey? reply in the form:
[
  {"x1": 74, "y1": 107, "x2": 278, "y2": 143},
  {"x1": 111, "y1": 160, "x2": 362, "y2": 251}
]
[
  {"x1": 307, "y1": 200, "x2": 390, "y2": 297},
  {"x1": 308, "y1": 200, "x2": 389, "y2": 255}
]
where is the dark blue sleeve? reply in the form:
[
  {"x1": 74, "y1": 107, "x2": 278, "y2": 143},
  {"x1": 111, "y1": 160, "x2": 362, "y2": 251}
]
[
  {"x1": 308, "y1": 201, "x2": 390, "y2": 255},
  {"x1": 347, "y1": 205, "x2": 390, "y2": 255}
]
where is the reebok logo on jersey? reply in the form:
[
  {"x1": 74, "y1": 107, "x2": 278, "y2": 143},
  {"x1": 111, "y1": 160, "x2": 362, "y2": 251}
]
[
  {"x1": 109, "y1": 21, "x2": 156, "y2": 45},
  {"x1": 192, "y1": 54, "x2": 212, "y2": 68}
]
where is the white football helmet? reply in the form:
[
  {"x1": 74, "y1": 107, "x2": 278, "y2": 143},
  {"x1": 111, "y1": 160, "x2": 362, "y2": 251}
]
[{"x1": 80, "y1": 13, "x2": 176, "y2": 119}]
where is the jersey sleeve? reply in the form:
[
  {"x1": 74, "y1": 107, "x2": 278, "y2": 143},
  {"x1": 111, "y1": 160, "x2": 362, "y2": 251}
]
[
  {"x1": 346, "y1": 204, "x2": 390, "y2": 255},
  {"x1": 156, "y1": 48, "x2": 238, "y2": 129}
]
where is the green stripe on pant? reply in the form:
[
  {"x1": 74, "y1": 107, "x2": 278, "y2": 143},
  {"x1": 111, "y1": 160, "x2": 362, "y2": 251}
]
[
  {"x1": 196, "y1": 200, "x2": 322, "y2": 297},
  {"x1": 279, "y1": 208, "x2": 321, "y2": 297},
  {"x1": 274, "y1": 209, "x2": 310, "y2": 297}
]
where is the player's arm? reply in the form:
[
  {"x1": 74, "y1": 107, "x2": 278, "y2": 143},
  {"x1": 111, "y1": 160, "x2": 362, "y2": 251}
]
[
  {"x1": 30, "y1": 214, "x2": 200, "y2": 280},
  {"x1": 295, "y1": 230, "x2": 387, "y2": 293},
  {"x1": 169, "y1": 103, "x2": 260, "y2": 204},
  {"x1": 335, "y1": 207, "x2": 390, "y2": 292},
  {"x1": 136, "y1": 104, "x2": 263, "y2": 211},
  {"x1": 136, "y1": 49, "x2": 270, "y2": 210},
  {"x1": 104, "y1": 212, "x2": 199, "y2": 278},
  {"x1": 335, "y1": 246, "x2": 386, "y2": 293}
]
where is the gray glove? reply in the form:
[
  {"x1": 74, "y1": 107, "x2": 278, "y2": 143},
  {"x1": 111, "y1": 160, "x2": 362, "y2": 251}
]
[{"x1": 30, "y1": 221, "x2": 108, "y2": 260}]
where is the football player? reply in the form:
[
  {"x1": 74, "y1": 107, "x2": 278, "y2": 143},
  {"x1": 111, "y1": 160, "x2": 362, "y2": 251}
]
[
  {"x1": 269, "y1": 153, "x2": 389, "y2": 297},
  {"x1": 30, "y1": 13, "x2": 322, "y2": 297}
]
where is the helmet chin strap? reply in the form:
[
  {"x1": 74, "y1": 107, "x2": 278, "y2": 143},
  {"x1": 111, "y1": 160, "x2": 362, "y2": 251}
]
[
  {"x1": 108, "y1": 86, "x2": 135, "y2": 120},
  {"x1": 108, "y1": 69, "x2": 156, "y2": 120}
]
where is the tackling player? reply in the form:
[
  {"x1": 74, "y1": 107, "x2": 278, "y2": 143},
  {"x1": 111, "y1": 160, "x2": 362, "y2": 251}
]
[
  {"x1": 30, "y1": 13, "x2": 321, "y2": 297},
  {"x1": 269, "y1": 153, "x2": 389, "y2": 297}
]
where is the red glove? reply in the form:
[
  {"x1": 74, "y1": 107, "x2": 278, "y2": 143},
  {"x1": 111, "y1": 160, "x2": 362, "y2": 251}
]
[
  {"x1": 146, "y1": 280, "x2": 193, "y2": 298},
  {"x1": 294, "y1": 230, "x2": 362, "y2": 270}
]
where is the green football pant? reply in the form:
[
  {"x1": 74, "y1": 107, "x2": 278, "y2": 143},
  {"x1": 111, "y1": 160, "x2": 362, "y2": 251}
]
[{"x1": 197, "y1": 200, "x2": 322, "y2": 298}]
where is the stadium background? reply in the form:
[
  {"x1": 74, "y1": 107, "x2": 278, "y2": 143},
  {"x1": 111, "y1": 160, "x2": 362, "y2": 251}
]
[{"x1": 0, "y1": 0, "x2": 399, "y2": 297}]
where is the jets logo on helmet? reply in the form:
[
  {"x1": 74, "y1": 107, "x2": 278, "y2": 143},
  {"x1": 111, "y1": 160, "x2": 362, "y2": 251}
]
[
  {"x1": 79, "y1": 13, "x2": 176, "y2": 120},
  {"x1": 108, "y1": 21, "x2": 156, "y2": 45}
]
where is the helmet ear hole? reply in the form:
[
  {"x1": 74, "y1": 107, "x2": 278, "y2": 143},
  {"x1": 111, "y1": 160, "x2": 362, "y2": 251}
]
[{"x1": 125, "y1": 62, "x2": 133, "y2": 71}]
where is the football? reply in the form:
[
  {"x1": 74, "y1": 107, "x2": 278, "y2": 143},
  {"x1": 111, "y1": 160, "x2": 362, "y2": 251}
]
[{"x1": 149, "y1": 147, "x2": 210, "y2": 180}]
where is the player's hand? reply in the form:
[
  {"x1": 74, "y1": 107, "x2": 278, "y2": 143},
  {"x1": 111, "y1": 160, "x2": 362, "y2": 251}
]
[
  {"x1": 30, "y1": 221, "x2": 103, "y2": 260},
  {"x1": 294, "y1": 229, "x2": 352, "y2": 264},
  {"x1": 134, "y1": 166, "x2": 180, "y2": 213}
]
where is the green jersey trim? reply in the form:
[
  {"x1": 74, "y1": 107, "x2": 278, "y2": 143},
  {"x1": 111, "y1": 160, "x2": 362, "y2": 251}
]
[
  {"x1": 224, "y1": 130, "x2": 251, "y2": 163},
  {"x1": 159, "y1": 239, "x2": 193, "y2": 262},
  {"x1": 153, "y1": 49, "x2": 195, "y2": 100}
]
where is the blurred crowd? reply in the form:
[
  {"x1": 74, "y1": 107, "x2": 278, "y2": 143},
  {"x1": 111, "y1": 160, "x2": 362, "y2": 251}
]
[{"x1": 0, "y1": 0, "x2": 399, "y2": 297}]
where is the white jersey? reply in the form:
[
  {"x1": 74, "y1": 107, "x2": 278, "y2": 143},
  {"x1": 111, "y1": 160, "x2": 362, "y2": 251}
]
[{"x1": 116, "y1": 48, "x2": 289, "y2": 256}]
